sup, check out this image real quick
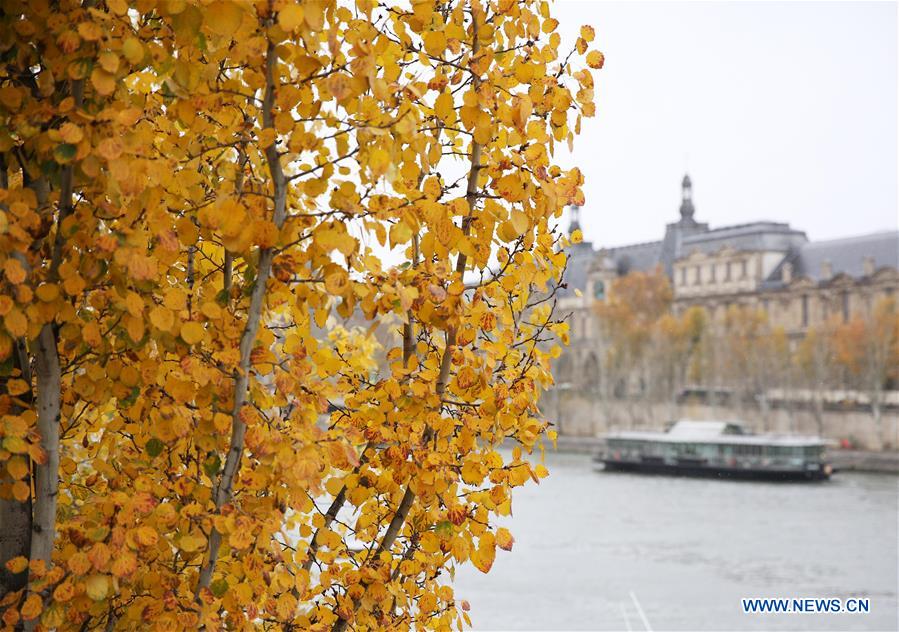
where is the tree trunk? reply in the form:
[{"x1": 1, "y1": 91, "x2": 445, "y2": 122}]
[
  {"x1": 870, "y1": 397, "x2": 884, "y2": 449},
  {"x1": 812, "y1": 396, "x2": 824, "y2": 437},
  {"x1": 24, "y1": 324, "x2": 62, "y2": 631},
  {"x1": 0, "y1": 484, "x2": 31, "y2": 598},
  {"x1": 0, "y1": 340, "x2": 33, "y2": 598}
]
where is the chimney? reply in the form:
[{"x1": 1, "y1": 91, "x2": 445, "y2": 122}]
[
  {"x1": 820, "y1": 260, "x2": 832, "y2": 281},
  {"x1": 782, "y1": 261, "x2": 792, "y2": 284},
  {"x1": 863, "y1": 256, "x2": 876, "y2": 276}
]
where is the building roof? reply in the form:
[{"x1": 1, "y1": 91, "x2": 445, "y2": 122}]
[
  {"x1": 557, "y1": 241, "x2": 595, "y2": 297},
  {"x1": 605, "y1": 240, "x2": 664, "y2": 275},
  {"x1": 560, "y1": 175, "x2": 898, "y2": 293},
  {"x1": 681, "y1": 221, "x2": 807, "y2": 255},
  {"x1": 794, "y1": 230, "x2": 899, "y2": 282}
]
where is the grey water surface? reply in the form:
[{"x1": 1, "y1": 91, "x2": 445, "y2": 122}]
[{"x1": 453, "y1": 450, "x2": 898, "y2": 631}]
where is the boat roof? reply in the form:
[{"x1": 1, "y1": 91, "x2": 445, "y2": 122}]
[{"x1": 606, "y1": 419, "x2": 830, "y2": 447}]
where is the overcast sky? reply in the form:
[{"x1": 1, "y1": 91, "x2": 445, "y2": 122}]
[{"x1": 552, "y1": 0, "x2": 898, "y2": 248}]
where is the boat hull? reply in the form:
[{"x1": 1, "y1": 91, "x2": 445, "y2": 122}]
[{"x1": 598, "y1": 458, "x2": 832, "y2": 481}]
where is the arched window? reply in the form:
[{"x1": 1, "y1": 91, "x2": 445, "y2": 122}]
[
  {"x1": 555, "y1": 354, "x2": 574, "y2": 389},
  {"x1": 582, "y1": 352, "x2": 600, "y2": 393}
]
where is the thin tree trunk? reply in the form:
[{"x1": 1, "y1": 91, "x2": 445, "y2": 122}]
[
  {"x1": 196, "y1": 37, "x2": 288, "y2": 596},
  {"x1": 0, "y1": 162, "x2": 32, "y2": 599},
  {"x1": 27, "y1": 325, "x2": 62, "y2": 593}
]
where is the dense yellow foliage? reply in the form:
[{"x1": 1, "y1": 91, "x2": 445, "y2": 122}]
[{"x1": 0, "y1": 0, "x2": 598, "y2": 629}]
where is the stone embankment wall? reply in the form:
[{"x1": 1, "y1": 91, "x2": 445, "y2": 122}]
[{"x1": 549, "y1": 393, "x2": 899, "y2": 452}]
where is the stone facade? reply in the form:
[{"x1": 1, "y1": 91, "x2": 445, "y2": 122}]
[{"x1": 559, "y1": 174, "x2": 899, "y2": 343}]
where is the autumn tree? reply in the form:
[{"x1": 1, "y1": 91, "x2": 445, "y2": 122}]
[
  {"x1": 794, "y1": 319, "x2": 840, "y2": 436},
  {"x1": 833, "y1": 296, "x2": 899, "y2": 448},
  {"x1": 650, "y1": 305, "x2": 706, "y2": 417},
  {"x1": 594, "y1": 266, "x2": 671, "y2": 418},
  {"x1": 0, "y1": 0, "x2": 599, "y2": 629}
]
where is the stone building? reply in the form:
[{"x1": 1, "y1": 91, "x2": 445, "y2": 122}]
[
  {"x1": 550, "y1": 175, "x2": 899, "y2": 446},
  {"x1": 559, "y1": 174, "x2": 899, "y2": 355}
]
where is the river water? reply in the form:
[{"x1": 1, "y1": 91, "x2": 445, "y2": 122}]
[{"x1": 453, "y1": 451, "x2": 898, "y2": 631}]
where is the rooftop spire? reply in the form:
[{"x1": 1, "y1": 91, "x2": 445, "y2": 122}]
[{"x1": 679, "y1": 173, "x2": 695, "y2": 222}]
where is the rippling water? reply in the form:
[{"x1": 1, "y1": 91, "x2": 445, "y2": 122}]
[{"x1": 454, "y1": 450, "x2": 898, "y2": 631}]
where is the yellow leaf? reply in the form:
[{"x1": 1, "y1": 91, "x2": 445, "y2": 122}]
[
  {"x1": 6, "y1": 457, "x2": 28, "y2": 480},
  {"x1": 149, "y1": 306, "x2": 174, "y2": 332},
  {"x1": 6, "y1": 379, "x2": 29, "y2": 396},
  {"x1": 4, "y1": 258, "x2": 26, "y2": 284},
  {"x1": 122, "y1": 37, "x2": 144, "y2": 65},
  {"x1": 11, "y1": 481, "x2": 29, "y2": 501},
  {"x1": 207, "y1": 1, "x2": 243, "y2": 36},
  {"x1": 59, "y1": 122, "x2": 83, "y2": 143},
  {"x1": 134, "y1": 526, "x2": 159, "y2": 547},
  {"x1": 96, "y1": 138, "x2": 124, "y2": 161},
  {"x1": 67, "y1": 552, "x2": 91, "y2": 575},
  {"x1": 587, "y1": 50, "x2": 605, "y2": 69},
  {"x1": 4, "y1": 309, "x2": 27, "y2": 338},
  {"x1": 53, "y1": 581, "x2": 76, "y2": 603},
  {"x1": 368, "y1": 147, "x2": 390, "y2": 177},
  {"x1": 580, "y1": 25, "x2": 595, "y2": 42},
  {"x1": 423, "y1": 30, "x2": 447, "y2": 57},
  {"x1": 496, "y1": 527, "x2": 514, "y2": 551},
  {"x1": 90, "y1": 68, "x2": 116, "y2": 95},
  {"x1": 98, "y1": 51, "x2": 119, "y2": 73},
  {"x1": 35, "y1": 284, "x2": 59, "y2": 302},
  {"x1": 107, "y1": 0, "x2": 128, "y2": 15},
  {"x1": 279, "y1": 4, "x2": 305, "y2": 31},
  {"x1": 470, "y1": 534, "x2": 495, "y2": 573},
  {"x1": 200, "y1": 301, "x2": 221, "y2": 319},
  {"x1": 180, "y1": 322, "x2": 205, "y2": 344},
  {"x1": 304, "y1": 2, "x2": 324, "y2": 29},
  {"x1": 451, "y1": 537, "x2": 469, "y2": 562},
  {"x1": 389, "y1": 220, "x2": 412, "y2": 247},
  {"x1": 324, "y1": 477, "x2": 343, "y2": 496},
  {"x1": 84, "y1": 574, "x2": 108, "y2": 601},
  {"x1": 324, "y1": 269, "x2": 349, "y2": 295},
  {"x1": 510, "y1": 209, "x2": 529, "y2": 236},
  {"x1": 110, "y1": 551, "x2": 137, "y2": 577},
  {"x1": 179, "y1": 534, "x2": 205, "y2": 553},
  {"x1": 5, "y1": 556, "x2": 28, "y2": 574},
  {"x1": 20, "y1": 594, "x2": 42, "y2": 620}
]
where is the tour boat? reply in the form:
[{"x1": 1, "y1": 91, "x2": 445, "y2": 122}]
[{"x1": 597, "y1": 420, "x2": 833, "y2": 481}]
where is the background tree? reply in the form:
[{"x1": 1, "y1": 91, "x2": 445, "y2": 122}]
[
  {"x1": 833, "y1": 296, "x2": 899, "y2": 447},
  {"x1": 794, "y1": 319, "x2": 840, "y2": 436},
  {"x1": 650, "y1": 305, "x2": 706, "y2": 419},
  {"x1": 594, "y1": 266, "x2": 671, "y2": 424}
]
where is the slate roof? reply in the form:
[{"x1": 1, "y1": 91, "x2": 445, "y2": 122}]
[
  {"x1": 557, "y1": 242, "x2": 595, "y2": 297},
  {"x1": 681, "y1": 221, "x2": 807, "y2": 255},
  {"x1": 605, "y1": 240, "x2": 664, "y2": 275},
  {"x1": 794, "y1": 230, "x2": 899, "y2": 282}
]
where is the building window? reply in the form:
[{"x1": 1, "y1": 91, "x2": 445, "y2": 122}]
[
  {"x1": 801, "y1": 295, "x2": 809, "y2": 327},
  {"x1": 710, "y1": 264, "x2": 716, "y2": 283},
  {"x1": 841, "y1": 292, "x2": 849, "y2": 322},
  {"x1": 694, "y1": 266, "x2": 701, "y2": 285},
  {"x1": 725, "y1": 262, "x2": 732, "y2": 282},
  {"x1": 680, "y1": 268, "x2": 687, "y2": 286},
  {"x1": 740, "y1": 259, "x2": 747, "y2": 278}
]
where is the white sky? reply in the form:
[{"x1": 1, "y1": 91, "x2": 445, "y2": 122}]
[{"x1": 553, "y1": 0, "x2": 898, "y2": 248}]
